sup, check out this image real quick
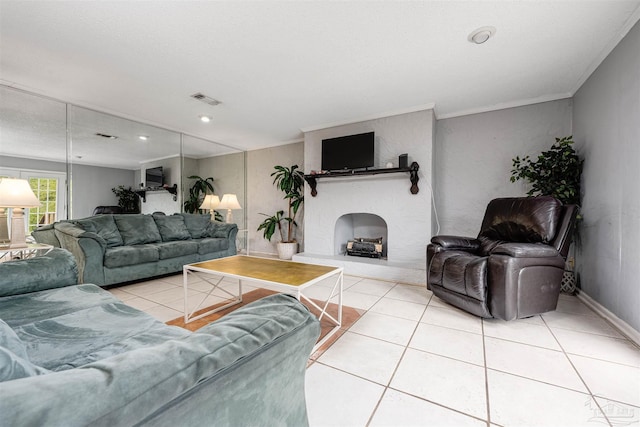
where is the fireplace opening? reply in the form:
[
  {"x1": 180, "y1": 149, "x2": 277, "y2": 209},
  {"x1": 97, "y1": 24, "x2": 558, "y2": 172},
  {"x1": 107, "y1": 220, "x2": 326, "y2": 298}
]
[{"x1": 334, "y1": 213, "x2": 388, "y2": 259}]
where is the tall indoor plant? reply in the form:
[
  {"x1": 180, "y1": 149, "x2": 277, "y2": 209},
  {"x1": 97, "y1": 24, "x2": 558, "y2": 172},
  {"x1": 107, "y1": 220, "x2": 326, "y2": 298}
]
[
  {"x1": 183, "y1": 175, "x2": 214, "y2": 214},
  {"x1": 510, "y1": 135, "x2": 584, "y2": 293},
  {"x1": 257, "y1": 164, "x2": 304, "y2": 259},
  {"x1": 111, "y1": 185, "x2": 139, "y2": 213}
]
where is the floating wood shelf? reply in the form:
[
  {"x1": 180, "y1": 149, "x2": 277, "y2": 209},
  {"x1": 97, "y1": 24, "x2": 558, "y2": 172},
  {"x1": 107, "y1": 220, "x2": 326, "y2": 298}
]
[
  {"x1": 304, "y1": 162, "x2": 420, "y2": 197},
  {"x1": 135, "y1": 184, "x2": 178, "y2": 202}
]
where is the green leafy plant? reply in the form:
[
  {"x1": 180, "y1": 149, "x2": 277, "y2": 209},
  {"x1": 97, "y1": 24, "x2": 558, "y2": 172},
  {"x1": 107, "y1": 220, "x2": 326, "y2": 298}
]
[
  {"x1": 510, "y1": 136, "x2": 583, "y2": 206},
  {"x1": 111, "y1": 185, "x2": 139, "y2": 213},
  {"x1": 183, "y1": 176, "x2": 214, "y2": 214},
  {"x1": 257, "y1": 165, "x2": 304, "y2": 243}
]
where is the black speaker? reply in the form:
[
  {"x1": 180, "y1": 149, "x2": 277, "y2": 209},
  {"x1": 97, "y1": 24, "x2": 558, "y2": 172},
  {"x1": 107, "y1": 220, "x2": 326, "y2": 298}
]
[{"x1": 398, "y1": 153, "x2": 408, "y2": 168}]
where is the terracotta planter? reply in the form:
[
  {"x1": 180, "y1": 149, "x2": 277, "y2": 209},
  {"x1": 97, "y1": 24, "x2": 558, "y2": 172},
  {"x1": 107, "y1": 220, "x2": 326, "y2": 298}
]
[{"x1": 277, "y1": 242, "x2": 298, "y2": 260}]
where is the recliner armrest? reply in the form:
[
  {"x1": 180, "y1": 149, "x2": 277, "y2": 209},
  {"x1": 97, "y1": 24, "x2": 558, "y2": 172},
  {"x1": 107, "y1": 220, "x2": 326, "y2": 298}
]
[
  {"x1": 491, "y1": 242, "x2": 560, "y2": 258},
  {"x1": 430, "y1": 235, "x2": 480, "y2": 251}
]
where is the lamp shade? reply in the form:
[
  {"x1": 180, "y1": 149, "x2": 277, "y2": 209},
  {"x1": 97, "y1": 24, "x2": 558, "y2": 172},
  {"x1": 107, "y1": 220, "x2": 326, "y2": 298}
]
[
  {"x1": 217, "y1": 194, "x2": 242, "y2": 210},
  {"x1": 199, "y1": 194, "x2": 220, "y2": 211},
  {"x1": 0, "y1": 178, "x2": 40, "y2": 208}
]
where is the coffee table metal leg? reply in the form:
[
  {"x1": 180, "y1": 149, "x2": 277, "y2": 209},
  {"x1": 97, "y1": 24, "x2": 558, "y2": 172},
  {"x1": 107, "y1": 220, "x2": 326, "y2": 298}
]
[
  {"x1": 300, "y1": 270, "x2": 343, "y2": 352},
  {"x1": 183, "y1": 267, "x2": 243, "y2": 323}
]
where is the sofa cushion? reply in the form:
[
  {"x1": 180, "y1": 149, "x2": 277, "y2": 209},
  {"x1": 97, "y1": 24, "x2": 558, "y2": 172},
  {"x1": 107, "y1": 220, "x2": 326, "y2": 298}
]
[
  {"x1": 153, "y1": 214, "x2": 191, "y2": 242},
  {"x1": 104, "y1": 245, "x2": 159, "y2": 268},
  {"x1": 152, "y1": 241, "x2": 199, "y2": 260},
  {"x1": 179, "y1": 213, "x2": 211, "y2": 239},
  {"x1": 0, "y1": 320, "x2": 50, "y2": 381},
  {"x1": 197, "y1": 237, "x2": 229, "y2": 255},
  {"x1": 76, "y1": 215, "x2": 123, "y2": 247},
  {"x1": 478, "y1": 196, "x2": 562, "y2": 244},
  {"x1": 207, "y1": 221, "x2": 233, "y2": 238},
  {"x1": 114, "y1": 215, "x2": 162, "y2": 246}
]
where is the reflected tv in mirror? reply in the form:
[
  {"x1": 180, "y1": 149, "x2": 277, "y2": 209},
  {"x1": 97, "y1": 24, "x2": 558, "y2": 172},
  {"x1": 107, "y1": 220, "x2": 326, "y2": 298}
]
[
  {"x1": 145, "y1": 167, "x2": 163, "y2": 188},
  {"x1": 321, "y1": 131, "x2": 374, "y2": 171}
]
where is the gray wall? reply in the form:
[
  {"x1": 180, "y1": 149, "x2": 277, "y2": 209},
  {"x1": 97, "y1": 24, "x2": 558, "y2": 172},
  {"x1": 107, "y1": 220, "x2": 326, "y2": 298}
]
[
  {"x1": 434, "y1": 99, "x2": 573, "y2": 236},
  {"x1": 71, "y1": 164, "x2": 136, "y2": 218},
  {"x1": 573, "y1": 20, "x2": 640, "y2": 331},
  {"x1": 247, "y1": 142, "x2": 304, "y2": 256}
]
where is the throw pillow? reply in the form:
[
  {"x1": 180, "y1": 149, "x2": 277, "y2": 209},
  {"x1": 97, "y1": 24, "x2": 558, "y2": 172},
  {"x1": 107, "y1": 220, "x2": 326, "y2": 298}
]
[
  {"x1": 153, "y1": 214, "x2": 191, "y2": 242},
  {"x1": 114, "y1": 215, "x2": 162, "y2": 246},
  {"x1": 179, "y1": 213, "x2": 211, "y2": 239},
  {"x1": 78, "y1": 215, "x2": 123, "y2": 247}
]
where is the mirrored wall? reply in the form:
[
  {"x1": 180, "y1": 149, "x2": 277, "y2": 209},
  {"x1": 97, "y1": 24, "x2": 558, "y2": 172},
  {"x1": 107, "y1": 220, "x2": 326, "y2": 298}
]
[{"x1": 0, "y1": 85, "x2": 246, "y2": 238}]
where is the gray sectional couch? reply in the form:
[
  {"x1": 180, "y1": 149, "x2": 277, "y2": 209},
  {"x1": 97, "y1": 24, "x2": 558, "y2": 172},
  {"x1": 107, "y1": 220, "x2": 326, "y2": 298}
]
[
  {"x1": 0, "y1": 248, "x2": 320, "y2": 426},
  {"x1": 32, "y1": 213, "x2": 237, "y2": 286}
]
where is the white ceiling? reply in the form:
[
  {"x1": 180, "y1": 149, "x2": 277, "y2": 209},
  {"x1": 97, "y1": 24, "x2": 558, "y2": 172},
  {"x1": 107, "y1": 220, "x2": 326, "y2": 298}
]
[{"x1": 1, "y1": 1, "x2": 640, "y2": 152}]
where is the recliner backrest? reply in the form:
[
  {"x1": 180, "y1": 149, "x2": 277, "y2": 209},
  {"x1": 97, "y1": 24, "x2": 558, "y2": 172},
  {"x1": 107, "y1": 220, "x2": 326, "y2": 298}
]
[{"x1": 478, "y1": 196, "x2": 562, "y2": 244}]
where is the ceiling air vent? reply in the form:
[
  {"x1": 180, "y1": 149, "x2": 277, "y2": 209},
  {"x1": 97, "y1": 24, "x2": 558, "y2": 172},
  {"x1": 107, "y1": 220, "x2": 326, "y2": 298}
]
[
  {"x1": 190, "y1": 93, "x2": 222, "y2": 106},
  {"x1": 95, "y1": 133, "x2": 118, "y2": 139}
]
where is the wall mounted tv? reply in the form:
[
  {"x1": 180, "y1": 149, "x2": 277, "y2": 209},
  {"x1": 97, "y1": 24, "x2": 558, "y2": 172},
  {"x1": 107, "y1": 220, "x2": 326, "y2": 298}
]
[
  {"x1": 321, "y1": 131, "x2": 375, "y2": 171},
  {"x1": 145, "y1": 166, "x2": 164, "y2": 188}
]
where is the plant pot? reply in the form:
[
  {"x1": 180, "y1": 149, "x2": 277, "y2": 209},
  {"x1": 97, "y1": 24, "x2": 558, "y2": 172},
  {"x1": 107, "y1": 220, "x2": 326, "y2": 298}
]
[{"x1": 277, "y1": 242, "x2": 298, "y2": 260}]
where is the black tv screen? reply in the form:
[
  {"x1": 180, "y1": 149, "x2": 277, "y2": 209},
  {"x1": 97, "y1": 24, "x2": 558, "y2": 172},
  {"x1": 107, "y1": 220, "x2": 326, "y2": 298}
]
[
  {"x1": 145, "y1": 167, "x2": 163, "y2": 188},
  {"x1": 321, "y1": 132, "x2": 374, "y2": 171}
]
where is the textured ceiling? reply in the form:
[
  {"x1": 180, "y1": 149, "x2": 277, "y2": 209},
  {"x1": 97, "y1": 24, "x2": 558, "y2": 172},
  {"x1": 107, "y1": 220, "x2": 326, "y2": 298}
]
[{"x1": 1, "y1": 0, "x2": 640, "y2": 153}]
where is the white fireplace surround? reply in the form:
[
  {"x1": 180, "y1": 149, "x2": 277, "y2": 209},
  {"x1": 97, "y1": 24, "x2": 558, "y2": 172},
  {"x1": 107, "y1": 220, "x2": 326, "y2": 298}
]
[{"x1": 294, "y1": 109, "x2": 435, "y2": 285}]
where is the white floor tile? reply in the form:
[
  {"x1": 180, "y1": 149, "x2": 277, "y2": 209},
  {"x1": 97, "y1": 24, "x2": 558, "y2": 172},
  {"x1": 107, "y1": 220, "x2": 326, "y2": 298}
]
[
  {"x1": 485, "y1": 337, "x2": 587, "y2": 393},
  {"x1": 122, "y1": 297, "x2": 160, "y2": 311},
  {"x1": 543, "y1": 310, "x2": 624, "y2": 338},
  {"x1": 369, "y1": 297, "x2": 426, "y2": 321},
  {"x1": 331, "y1": 290, "x2": 381, "y2": 310},
  {"x1": 347, "y1": 278, "x2": 396, "y2": 296},
  {"x1": 154, "y1": 273, "x2": 189, "y2": 286},
  {"x1": 107, "y1": 288, "x2": 137, "y2": 301},
  {"x1": 318, "y1": 331, "x2": 405, "y2": 385},
  {"x1": 593, "y1": 397, "x2": 640, "y2": 426},
  {"x1": 488, "y1": 370, "x2": 602, "y2": 426},
  {"x1": 385, "y1": 283, "x2": 432, "y2": 305},
  {"x1": 391, "y1": 348, "x2": 487, "y2": 419},
  {"x1": 552, "y1": 328, "x2": 640, "y2": 367},
  {"x1": 142, "y1": 287, "x2": 202, "y2": 305},
  {"x1": 370, "y1": 389, "x2": 486, "y2": 427},
  {"x1": 163, "y1": 293, "x2": 228, "y2": 313},
  {"x1": 305, "y1": 363, "x2": 384, "y2": 427},
  {"x1": 420, "y1": 305, "x2": 483, "y2": 334},
  {"x1": 410, "y1": 323, "x2": 485, "y2": 366},
  {"x1": 556, "y1": 294, "x2": 599, "y2": 317},
  {"x1": 118, "y1": 280, "x2": 178, "y2": 297},
  {"x1": 302, "y1": 284, "x2": 335, "y2": 302},
  {"x1": 570, "y1": 354, "x2": 640, "y2": 407},
  {"x1": 349, "y1": 311, "x2": 418, "y2": 346},
  {"x1": 483, "y1": 318, "x2": 561, "y2": 350}
]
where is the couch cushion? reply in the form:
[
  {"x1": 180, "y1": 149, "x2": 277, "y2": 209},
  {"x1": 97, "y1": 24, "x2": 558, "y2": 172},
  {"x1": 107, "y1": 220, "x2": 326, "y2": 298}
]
[
  {"x1": 104, "y1": 245, "x2": 159, "y2": 268},
  {"x1": 114, "y1": 215, "x2": 162, "y2": 246},
  {"x1": 196, "y1": 237, "x2": 229, "y2": 255},
  {"x1": 0, "y1": 320, "x2": 50, "y2": 381},
  {"x1": 478, "y1": 196, "x2": 562, "y2": 244},
  {"x1": 153, "y1": 214, "x2": 191, "y2": 242},
  {"x1": 152, "y1": 241, "x2": 199, "y2": 260},
  {"x1": 207, "y1": 221, "x2": 233, "y2": 238},
  {"x1": 76, "y1": 215, "x2": 123, "y2": 247},
  {"x1": 179, "y1": 213, "x2": 211, "y2": 239}
]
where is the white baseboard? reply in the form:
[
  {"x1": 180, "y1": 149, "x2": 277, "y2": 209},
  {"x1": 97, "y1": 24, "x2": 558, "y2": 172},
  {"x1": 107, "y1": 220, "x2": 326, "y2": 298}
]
[{"x1": 577, "y1": 291, "x2": 640, "y2": 347}]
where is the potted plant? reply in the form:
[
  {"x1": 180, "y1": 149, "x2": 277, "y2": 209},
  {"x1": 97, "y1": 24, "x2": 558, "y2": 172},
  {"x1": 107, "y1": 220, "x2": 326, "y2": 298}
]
[
  {"x1": 183, "y1": 175, "x2": 214, "y2": 214},
  {"x1": 257, "y1": 165, "x2": 304, "y2": 259},
  {"x1": 510, "y1": 135, "x2": 584, "y2": 293},
  {"x1": 111, "y1": 185, "x2": 139, "y2": 213}
]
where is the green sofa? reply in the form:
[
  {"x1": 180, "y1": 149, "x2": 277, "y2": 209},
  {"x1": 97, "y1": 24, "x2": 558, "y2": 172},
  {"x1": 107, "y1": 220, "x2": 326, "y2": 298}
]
[
  {"x1": 32, "y1": 213, "x2": 238, "y2": 286},
  {"x1": 0, "y1": 249, "x2": 320, "y2": 426}
]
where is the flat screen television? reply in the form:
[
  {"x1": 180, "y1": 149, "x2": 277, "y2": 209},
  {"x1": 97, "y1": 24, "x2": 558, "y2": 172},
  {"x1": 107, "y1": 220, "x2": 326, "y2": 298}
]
[
  {"x1": 321, "y1": 131, "x2": 374, "y2": 171},
  {"x1": 145, "y1": 166, "x2": 163, "y2": 188}
]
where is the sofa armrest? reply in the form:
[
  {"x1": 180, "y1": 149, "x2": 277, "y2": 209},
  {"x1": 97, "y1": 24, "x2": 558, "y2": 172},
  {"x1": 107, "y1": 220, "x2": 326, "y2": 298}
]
[
  {"x1": 491, "y1": 242, "x2": 560, "y2": 258},
  {"x1": 0, "y1": 294, "x2": 320, "y2": 427},
  {"x1": 208, "y1": 221, "x2": 238, "y2": 239},
  {"x1": 54, "y1": 222, "x2": 106, "y2": 285},
  {"x1": 0, "y1": 248, "x2": 78, "y2": 297},
  {"x1": 430, "y1": 235, "x2": 480, "y2": 251}
]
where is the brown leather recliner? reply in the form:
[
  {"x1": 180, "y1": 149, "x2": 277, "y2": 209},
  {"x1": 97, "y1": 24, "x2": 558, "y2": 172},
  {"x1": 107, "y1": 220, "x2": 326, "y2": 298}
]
[{"x1": 426, "y1": 196, "x2": 578, "y2": 320}]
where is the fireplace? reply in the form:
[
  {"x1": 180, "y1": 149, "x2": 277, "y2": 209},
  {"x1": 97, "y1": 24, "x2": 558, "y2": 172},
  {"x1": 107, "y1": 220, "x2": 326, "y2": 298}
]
[
  {"x1": 346, "y1": 237, "x2": 383, "y2": 258},
  {"x1": 334, "y1": 213, "x2": 387, "y2": 258}
]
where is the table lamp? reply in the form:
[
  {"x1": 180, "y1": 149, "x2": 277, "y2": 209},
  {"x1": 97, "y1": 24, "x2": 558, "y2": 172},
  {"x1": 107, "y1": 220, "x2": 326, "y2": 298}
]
[
  {"x1": 0, "y1": 178, "x2": 41, "y2": 248},
  {"x1": 198, "y1": 194, "x2": 220, "y2": 218},
  {"x1": 217, "y1": 194, "x2": 242, "y2": 223}
]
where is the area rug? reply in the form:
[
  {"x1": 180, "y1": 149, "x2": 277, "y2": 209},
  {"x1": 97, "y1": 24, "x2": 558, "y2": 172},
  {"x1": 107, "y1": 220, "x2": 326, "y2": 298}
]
[{"x1": 166, "y1": 288, "x2": 364, "y2": 360}]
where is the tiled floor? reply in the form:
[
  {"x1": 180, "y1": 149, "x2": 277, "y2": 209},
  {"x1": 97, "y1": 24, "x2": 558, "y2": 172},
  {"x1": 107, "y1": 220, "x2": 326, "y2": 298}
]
[{"x1": 109, "y1": 273, "x2": 640, "y2": 427}]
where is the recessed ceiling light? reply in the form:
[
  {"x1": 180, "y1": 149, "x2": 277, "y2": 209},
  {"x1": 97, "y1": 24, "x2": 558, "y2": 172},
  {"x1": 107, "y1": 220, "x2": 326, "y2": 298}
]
[
  {"x1": 138, "y1": 135, "x2": 149, "y2": 141},
  {"x1": 199, "y1": 115, "x2": 212, "y2": 123},
  {"x1": 468, "y1": 26, "x2": 496, "y2": 44}
]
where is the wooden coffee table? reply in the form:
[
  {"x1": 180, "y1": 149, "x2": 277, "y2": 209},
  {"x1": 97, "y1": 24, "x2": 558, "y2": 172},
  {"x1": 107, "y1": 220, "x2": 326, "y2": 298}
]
[{"x1": 183, "y1": 255, "x2": 343, "y2": 350}]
